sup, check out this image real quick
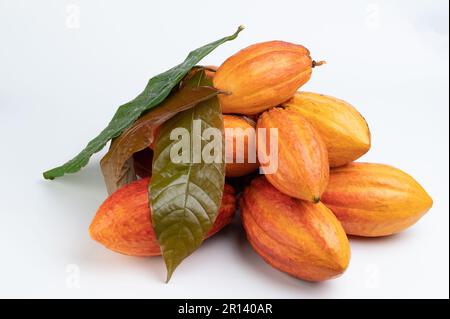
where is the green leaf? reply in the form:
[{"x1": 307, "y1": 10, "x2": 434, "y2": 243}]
[
  {"x1": 100, "y1": 69, "x2": 220, "y2": 194},
  {"x1": 150, "y1": 75, "x2": 225, "y2": 282},
  {"x1": 43, "y1": 26, "x2": 244, "y2": 180}
]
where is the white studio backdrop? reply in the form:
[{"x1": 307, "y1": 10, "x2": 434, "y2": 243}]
[{"x1": 0, "y1": 0, "x2": 448, "y2": 298}]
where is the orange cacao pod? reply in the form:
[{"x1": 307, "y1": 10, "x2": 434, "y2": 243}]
[
  {"x1": 241, "y1": 177, "x2": 350, "y2": 282},
  {"x1": 214, "y1": 41, "x2": 319, "y2": 115},
  {"x1": 257, "y1": 107, "x2": 329, "y2": 202},
  {"x1": 224, "y1": 115, "x2": 259, "y2": 177},
  {"x1": 283, "y1": 92, "x2": 371, "y2": 167},
  {"x1": 322, "y1": 163, "x2": 433, "y2": 237},
  {"x1": 89, "y1": 178, "x2": 236, "y2": 256}
]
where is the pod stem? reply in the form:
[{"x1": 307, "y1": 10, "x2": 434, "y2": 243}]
[{"x1": 312, "y1": 60, "x2": 326, "y2": 68}]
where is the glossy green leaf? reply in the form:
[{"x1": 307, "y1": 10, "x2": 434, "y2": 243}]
[
  {"x1": 43, "y1": 26, "x2": 243, "y2": 180},
  {"x1": 150, "y1": 74, "x2": 225, "y2": 282},
  {"x1": 100, "y1": 69, "x2": 220, "y2": 194}
]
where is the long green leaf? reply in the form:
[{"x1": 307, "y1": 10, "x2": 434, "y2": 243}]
[
  {"x1": 43, "y1": 26, "x2": 243, "y2": 180},
  {"x1": 150, "y1": 75, "x2": 225, "y2": 282},
  {"x1": 100, "y1": 69, "x2": 220, "y2": 194}
]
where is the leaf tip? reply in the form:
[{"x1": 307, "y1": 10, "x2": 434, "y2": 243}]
[
  {"x1": 165, "y1": 270, "x2": 174, "y2": 283},
  {"x1": 165, "y1": 261, "x2": 178, "y2": 283},
  {"x1": 43, "y1": 171, "x2": 55, "y2": 180},
  {"x1": 229, "y1": 26, "x2": 245, "y2": 40}
]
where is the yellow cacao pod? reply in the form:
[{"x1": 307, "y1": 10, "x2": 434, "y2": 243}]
[
  {"x1": 257, "y1": 107, "x2": 329, "y2": 202},
  {"x1": 322, "y1": 163, "x2": 433, "y2": 237},
  {"x1": 241, "y1": 177, "x2": 350, "y2": 282},
  {"x1": 283, "y1": 92, "x2": 371, "y2": 167},
  {"x1": 224, "y1": 115, "x2": 259, "y2": 177},
  {"x1": 214, "y1": 41, "x2": 319, "y2": 115}
]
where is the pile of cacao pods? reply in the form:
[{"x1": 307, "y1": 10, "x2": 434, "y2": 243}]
[{"x1": 90, "y1": 41, "x2": 433, "y2": 282}]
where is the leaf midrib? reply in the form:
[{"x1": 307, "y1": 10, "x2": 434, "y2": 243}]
[{"x1": 173, "y1": 107, "x2": 201, "y2": 256}]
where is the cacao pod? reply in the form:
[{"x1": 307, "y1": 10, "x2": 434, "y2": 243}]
[
  {"x1": 257, "y1": 107, "x2": 329, "y2": 202},
  {"x1": 89, "y1": 178, "x2": 236, "y2": 256},
  {"x1": 322, "y1": 163, "x2": 433, "y2": 237},
  {"x1": 283, "y1": 92, "x2": 371, "y2": 167},
  {"x1": 241, "y1": 177, "x2": 350, "y2": 282},
  {"x1": 213, "y1": 41, "x2": 319, "y2": 115},
  {"x1": 224, "y1": 114, "x2": 259, "y2": 177}
]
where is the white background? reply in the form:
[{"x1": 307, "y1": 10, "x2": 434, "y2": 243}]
[{"x1": 0, "y1": 0, "x2": 448, "y2": 299}]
